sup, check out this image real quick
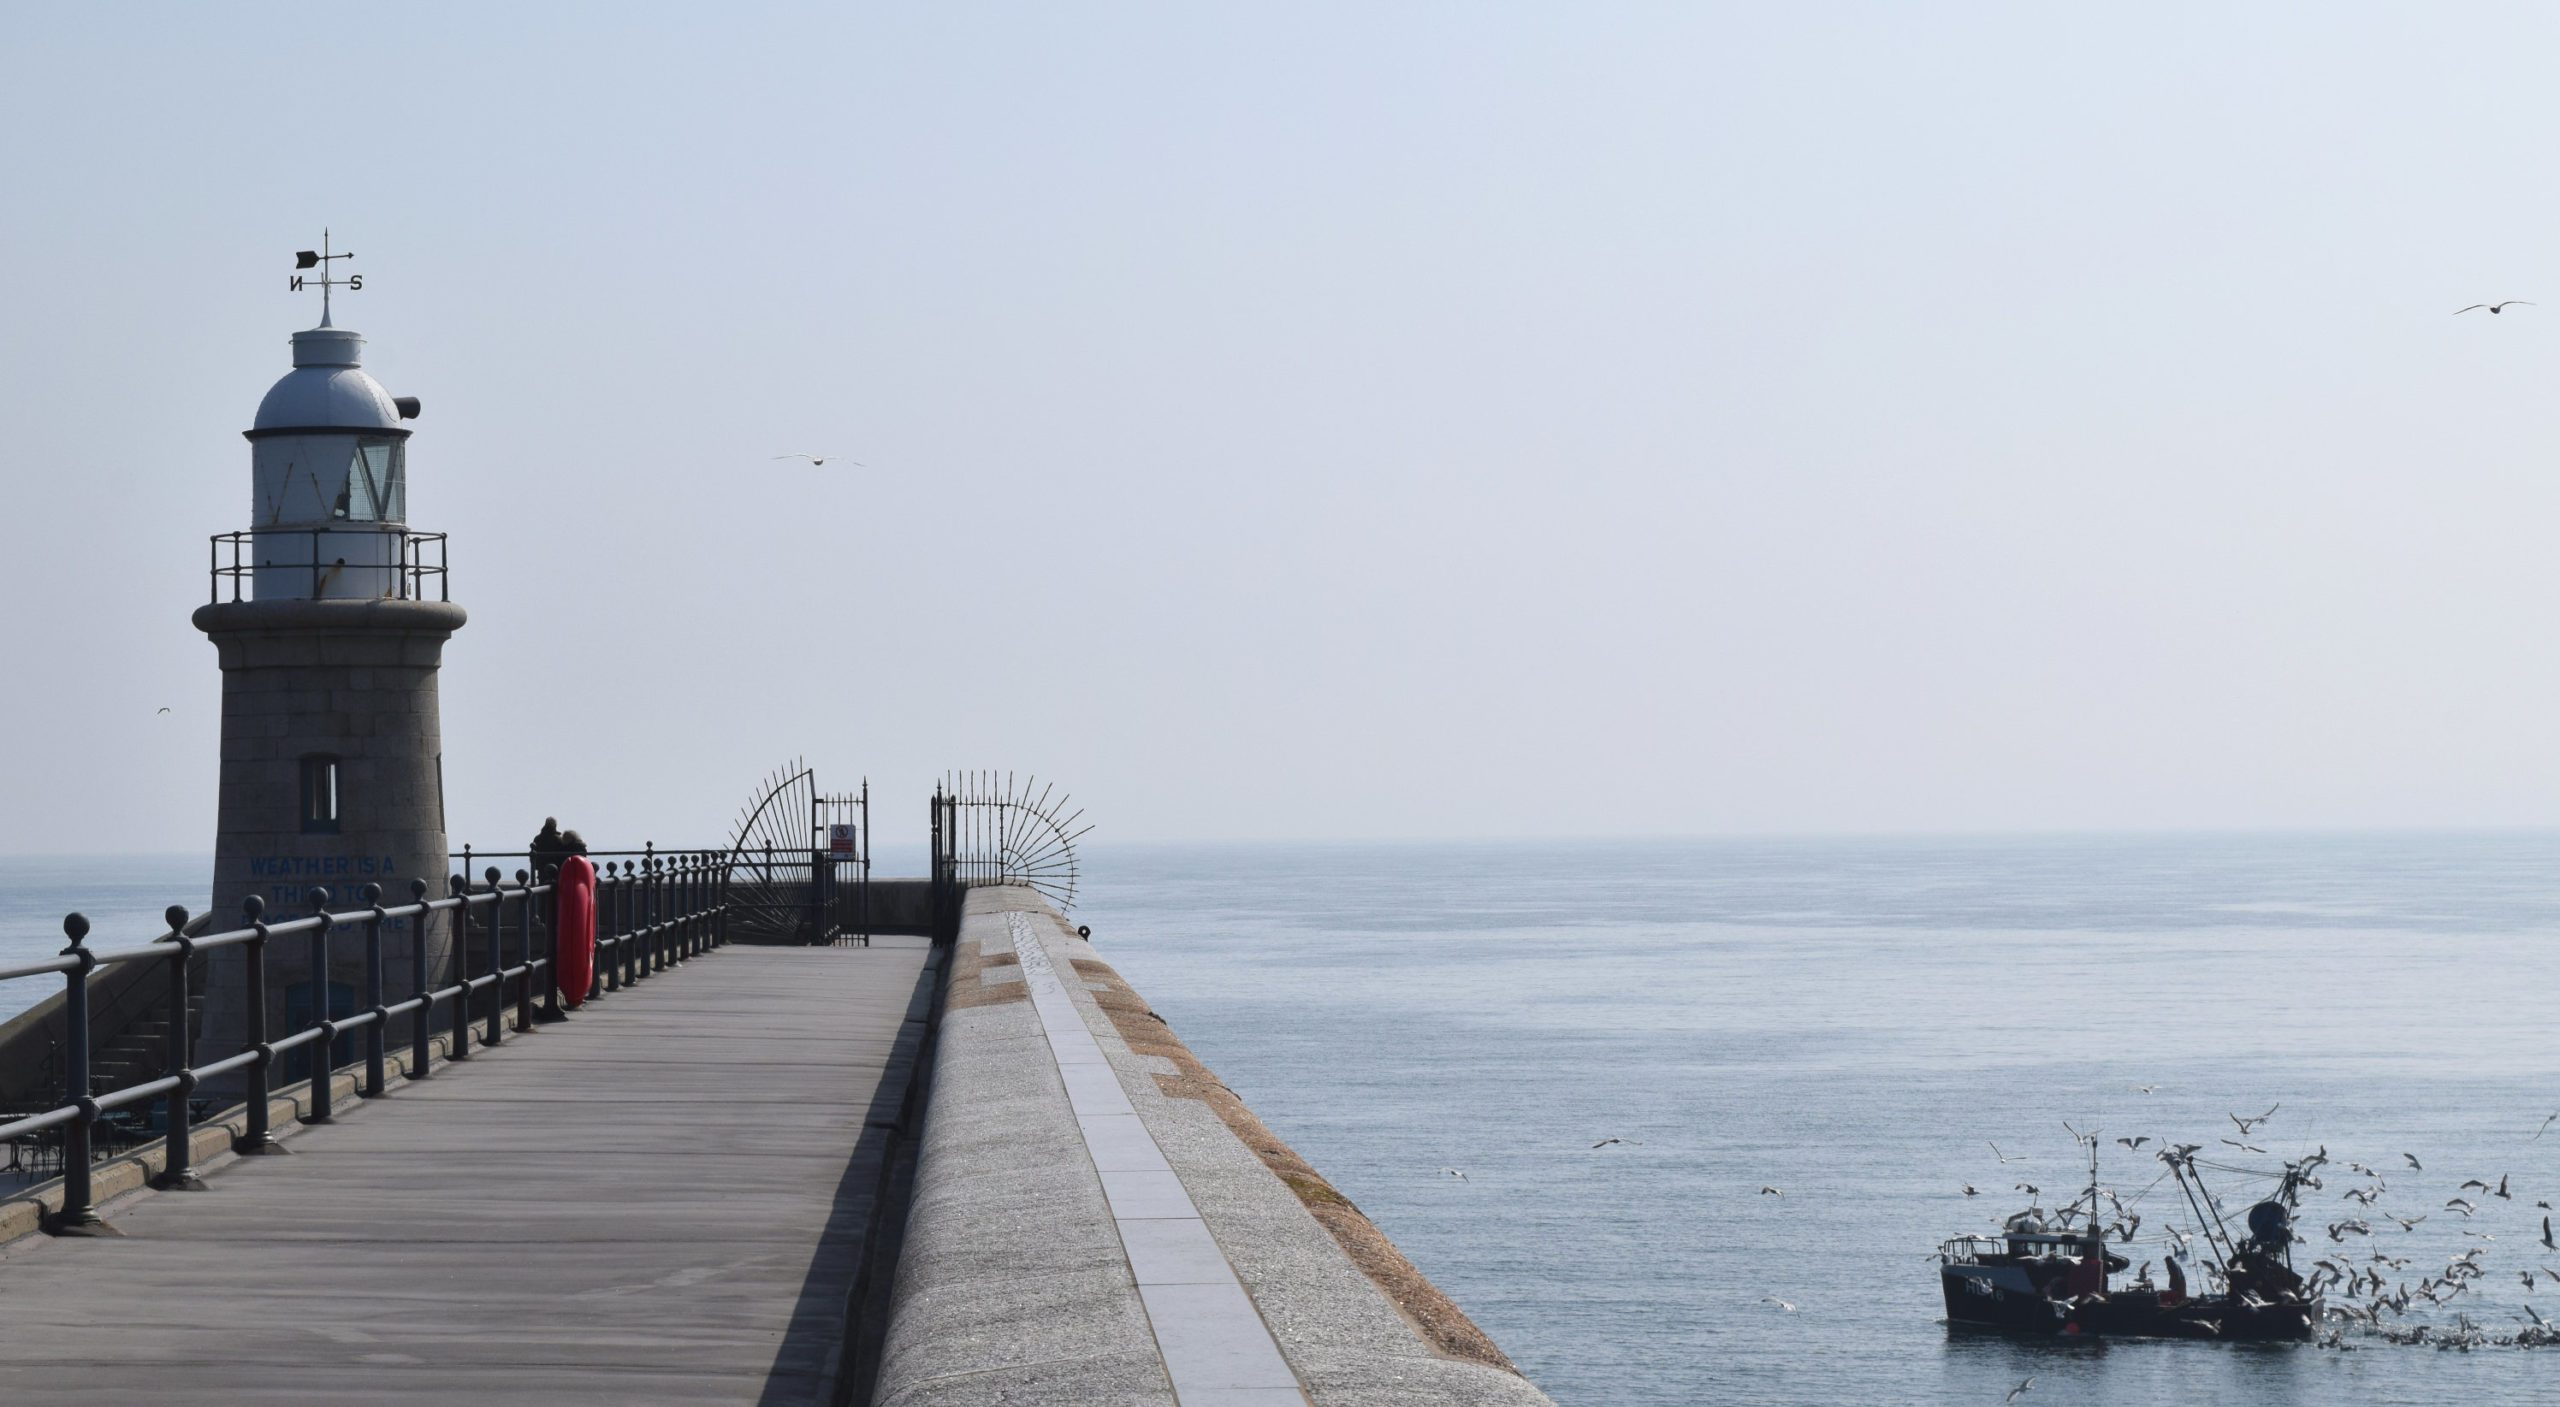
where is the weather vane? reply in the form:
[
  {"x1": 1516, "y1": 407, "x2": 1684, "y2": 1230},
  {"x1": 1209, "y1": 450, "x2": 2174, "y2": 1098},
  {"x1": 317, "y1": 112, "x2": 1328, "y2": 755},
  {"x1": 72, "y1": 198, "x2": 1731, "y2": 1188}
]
[{"x1": 289, "y1": 229, "x2": 361, "y2": 326}]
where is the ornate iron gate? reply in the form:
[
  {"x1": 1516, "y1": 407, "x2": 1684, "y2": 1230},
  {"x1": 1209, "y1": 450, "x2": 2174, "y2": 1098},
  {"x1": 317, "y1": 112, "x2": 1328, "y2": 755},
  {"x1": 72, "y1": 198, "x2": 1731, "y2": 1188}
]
[
  {"x1": 724, "y1": 762, "x2": 870, "y2": 945},
  {"x1": 931, "y1": 771, "x2": 1091, "y2": 911}
]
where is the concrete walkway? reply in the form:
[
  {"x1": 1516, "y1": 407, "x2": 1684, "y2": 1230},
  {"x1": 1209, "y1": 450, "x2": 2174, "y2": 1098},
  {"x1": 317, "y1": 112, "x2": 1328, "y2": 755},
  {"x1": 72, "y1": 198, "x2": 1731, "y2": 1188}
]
[
  {"x1": 0, "y1": 940, "x2": 934, "y2": 1406},
  {"x1": 873, "y1": 889, "x2": 1555, "y2": 1407}
]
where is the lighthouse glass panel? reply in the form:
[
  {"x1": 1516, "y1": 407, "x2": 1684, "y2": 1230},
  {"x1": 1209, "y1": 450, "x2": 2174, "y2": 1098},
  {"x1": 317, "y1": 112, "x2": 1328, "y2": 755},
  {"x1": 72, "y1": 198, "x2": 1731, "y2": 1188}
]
[{"x1": 332, "y1": 438, "x2": 408, "y2": 523}]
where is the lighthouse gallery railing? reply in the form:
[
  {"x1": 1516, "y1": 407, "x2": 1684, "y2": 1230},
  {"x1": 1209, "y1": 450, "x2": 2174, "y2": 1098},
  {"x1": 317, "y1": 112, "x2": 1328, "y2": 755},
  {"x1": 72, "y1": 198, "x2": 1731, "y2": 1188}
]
[
  {"x1": 0, "y1": 850, "x2": 728, "y2": 1234},
  {"x1": 207, "y1": 527, "x2": 449, "y2": 604}
]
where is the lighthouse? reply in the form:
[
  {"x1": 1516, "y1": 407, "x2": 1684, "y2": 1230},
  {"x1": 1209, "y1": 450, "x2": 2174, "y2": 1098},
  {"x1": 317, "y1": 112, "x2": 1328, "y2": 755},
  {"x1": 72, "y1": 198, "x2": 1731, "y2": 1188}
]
[{"x1": 193, "y1": 238, "x2": 466, "y2": 1077}]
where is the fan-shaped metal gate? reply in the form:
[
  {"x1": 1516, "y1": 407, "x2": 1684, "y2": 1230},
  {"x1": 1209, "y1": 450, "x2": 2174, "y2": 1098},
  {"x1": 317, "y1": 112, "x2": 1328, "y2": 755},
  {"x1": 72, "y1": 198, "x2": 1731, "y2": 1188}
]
[
  {"x1": 930, "y1": 771, "x2": 1092, "y2": 911},
  {"x1": 724, "y1": 761, "x2": 871, "y2": 944}
]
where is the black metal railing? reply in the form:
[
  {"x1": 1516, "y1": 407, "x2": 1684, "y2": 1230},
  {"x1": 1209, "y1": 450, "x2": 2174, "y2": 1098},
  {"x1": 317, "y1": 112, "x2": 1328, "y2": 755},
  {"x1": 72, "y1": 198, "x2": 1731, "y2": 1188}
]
[
  {"x1": 207, "y1": 528, "x2": 450, "y2": 604},
  {"x1": 0, "y1": 849, "x2": 729, "y2": 1233},
  {"x1": 461, "y1": 843, "x2": 864, "y2": 947}
]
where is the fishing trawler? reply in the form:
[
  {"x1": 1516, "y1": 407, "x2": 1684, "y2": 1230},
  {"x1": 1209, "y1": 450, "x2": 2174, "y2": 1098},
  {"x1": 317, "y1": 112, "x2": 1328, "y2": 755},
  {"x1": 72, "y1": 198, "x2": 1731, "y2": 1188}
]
[{"x1": 1936, "y1": 1142, "x2": 2320, "y2": 1341}]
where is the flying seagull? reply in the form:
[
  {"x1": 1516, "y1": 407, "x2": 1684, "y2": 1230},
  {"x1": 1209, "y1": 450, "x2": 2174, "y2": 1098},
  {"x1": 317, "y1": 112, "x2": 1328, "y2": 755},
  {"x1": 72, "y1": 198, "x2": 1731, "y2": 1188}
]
[
  {"x1": 157, "y1": 707, "x2": 171, "y2": 715},
  {"x1": 1759, "y1": 1296, "x2": 1797, "y2": 1312},
  {"x1": 1591, "y1": 1137, "x2": 1643, "y2": 1149},
  {"x1": 772, "y1": 453, "x2": 862, "y2": 467},
  {"x1": 2006, "y1": 1376, "x2": 2036, "y2": 1403},
  {"x1": 1760, "y1": 1186, "x2": 1784, "y2": 1196},
  {"x1": 2456, "y1": 301, "x2": 2535, "y2": 314},
  {"x1": 1439, "y1": 1168, "x2": 1466, "y2": 1181},
  {"x1": 2536, "y1": 1112, "x2": 2559, "y2": 1141}
]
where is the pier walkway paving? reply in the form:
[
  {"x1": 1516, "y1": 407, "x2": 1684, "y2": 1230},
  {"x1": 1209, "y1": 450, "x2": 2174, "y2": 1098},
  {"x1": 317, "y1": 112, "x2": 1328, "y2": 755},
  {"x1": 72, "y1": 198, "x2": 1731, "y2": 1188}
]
[
  {"x1": 872, "y1": 888, "x2": 1556, "y2": 1407},
  {"x1": 0, "y1": 939, "x2": 933, "y2": 1406}
]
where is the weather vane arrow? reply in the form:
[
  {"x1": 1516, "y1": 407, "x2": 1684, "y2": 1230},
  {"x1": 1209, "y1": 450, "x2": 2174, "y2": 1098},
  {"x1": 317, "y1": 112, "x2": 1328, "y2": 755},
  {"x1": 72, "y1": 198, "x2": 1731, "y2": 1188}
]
[{"x1": 288, "y1": 228, "x2": 362, "y2": 326}]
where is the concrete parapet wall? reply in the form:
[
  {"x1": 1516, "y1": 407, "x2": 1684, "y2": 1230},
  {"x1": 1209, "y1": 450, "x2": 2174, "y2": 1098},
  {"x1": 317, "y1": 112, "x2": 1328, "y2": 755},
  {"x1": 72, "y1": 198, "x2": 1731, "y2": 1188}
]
[{"x1": 870, "y1": 886, "x2": 1555, "y2": 1407}]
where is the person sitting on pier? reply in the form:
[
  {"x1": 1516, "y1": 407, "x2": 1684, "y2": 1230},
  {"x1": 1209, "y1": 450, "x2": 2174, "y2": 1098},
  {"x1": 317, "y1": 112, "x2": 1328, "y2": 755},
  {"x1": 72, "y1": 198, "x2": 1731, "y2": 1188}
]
[{"x1": 529, "y1": 817, "x2": 567, "y2": 883}]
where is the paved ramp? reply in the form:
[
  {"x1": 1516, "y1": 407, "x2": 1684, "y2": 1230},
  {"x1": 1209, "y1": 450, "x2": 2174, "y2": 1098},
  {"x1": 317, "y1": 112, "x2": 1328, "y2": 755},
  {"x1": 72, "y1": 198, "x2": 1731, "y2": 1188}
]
[{"x1": 0, "y1": 940, "x2": 934, "y2": 1406}]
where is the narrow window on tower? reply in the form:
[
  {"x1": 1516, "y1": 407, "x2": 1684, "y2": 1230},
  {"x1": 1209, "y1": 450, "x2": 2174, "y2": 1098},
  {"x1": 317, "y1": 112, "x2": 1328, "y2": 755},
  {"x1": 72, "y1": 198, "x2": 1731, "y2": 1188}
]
[{"x1": 300, "y1": 754, "x2": 341, "y2": 834}]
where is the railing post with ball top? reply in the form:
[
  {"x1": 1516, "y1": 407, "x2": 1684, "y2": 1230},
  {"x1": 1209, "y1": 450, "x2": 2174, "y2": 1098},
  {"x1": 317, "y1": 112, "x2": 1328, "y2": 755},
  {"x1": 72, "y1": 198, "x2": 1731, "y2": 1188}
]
[
  {"x1": 539, "y1": 864, "x2": 566, "y2": 1023},
  {"x1": 408, "y1": 879, "x2": 433, "y2": 1077},
  {"x1": 303, "y1": 887, "x2": 335, "y2": 1125},
  {"x1": 237, "y1": 895, "x2": 286, "y2": 1155},
  {"x1": 447, "y1": 876, "x2": 474, "y2": 1061},
  {"x1": 629, "y1": 849, "x2": 650, "y2": 982},
  {"x1": 155, "y1": 904, "x2": 206, "y2": 1191},
  {"x1": 514, "y1": 868, "x2": 536, "y2": 1033},
  {"x1": 684, "y1": 854, "x2": 701, "y2": 958},
  {"x1": 483, "y1": 867, "x2": 505, "y2": 1047},
  {"x1": 600, "y1": 864, "x2": 621, "y2": 995},
  {"x1": 624, "y1": 861, "x2": 644, "y2": 983},
  {"x1": 360, "y1": 883, "x2": 387, "y2": 1097},
  {"x1": 48, "y1": 914, "x2": 106, "y2": 1234}
]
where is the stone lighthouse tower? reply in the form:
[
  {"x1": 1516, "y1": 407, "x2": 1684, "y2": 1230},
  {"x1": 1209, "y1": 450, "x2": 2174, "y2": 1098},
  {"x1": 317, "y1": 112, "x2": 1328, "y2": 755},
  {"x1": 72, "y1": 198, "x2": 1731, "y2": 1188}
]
[{"x1": 194, "y1": 242, "x2": 465, "y2": 1071}]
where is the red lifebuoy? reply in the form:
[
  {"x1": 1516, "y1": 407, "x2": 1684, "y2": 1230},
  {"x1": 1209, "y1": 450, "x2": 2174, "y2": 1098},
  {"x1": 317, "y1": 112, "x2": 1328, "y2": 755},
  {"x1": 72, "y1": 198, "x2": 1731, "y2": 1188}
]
[{"x1": 555, "y1": 854, "x2": 597, "y2": 1008}]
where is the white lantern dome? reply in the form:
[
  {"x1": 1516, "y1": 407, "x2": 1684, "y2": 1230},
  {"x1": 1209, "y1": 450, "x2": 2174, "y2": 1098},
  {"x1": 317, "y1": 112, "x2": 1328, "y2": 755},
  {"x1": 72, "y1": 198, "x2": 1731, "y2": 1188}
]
[{"x1": 252, "y1": 328, "x2": 405, "y2": 431}]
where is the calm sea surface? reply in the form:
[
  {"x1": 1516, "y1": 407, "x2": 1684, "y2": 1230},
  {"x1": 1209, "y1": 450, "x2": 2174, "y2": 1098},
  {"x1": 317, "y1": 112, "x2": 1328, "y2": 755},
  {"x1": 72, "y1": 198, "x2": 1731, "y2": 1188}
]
[
  {"x1": 10, "y1": 836, "x2": 2560, "y2": 1404},
  {"x1": 1078, "y1": 835, "x2": 2560, "y2": 1407},
  {"x1": 0, "y1": 855, "x2": 204, "y2": 1021}
]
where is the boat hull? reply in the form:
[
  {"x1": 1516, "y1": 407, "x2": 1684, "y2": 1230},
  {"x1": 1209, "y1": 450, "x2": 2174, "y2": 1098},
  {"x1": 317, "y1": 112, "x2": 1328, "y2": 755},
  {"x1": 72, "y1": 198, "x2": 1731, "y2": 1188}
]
[{"x1": 1941, "y1": 1268, "x2": 2315, "y2": 1341}]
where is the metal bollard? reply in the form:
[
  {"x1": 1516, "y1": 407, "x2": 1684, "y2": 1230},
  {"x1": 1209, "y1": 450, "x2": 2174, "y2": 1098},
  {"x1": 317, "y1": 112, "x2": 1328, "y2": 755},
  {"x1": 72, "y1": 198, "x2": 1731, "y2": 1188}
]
[{"x1": 154, "y1": 905, "x2": 206, "y2": 1192}]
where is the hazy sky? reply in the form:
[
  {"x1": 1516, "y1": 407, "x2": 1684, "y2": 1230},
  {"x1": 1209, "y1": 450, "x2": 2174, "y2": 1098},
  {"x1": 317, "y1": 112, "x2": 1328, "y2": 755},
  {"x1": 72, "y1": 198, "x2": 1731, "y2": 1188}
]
[{"x1": 7, "y1": 4, "x2": 2560, "y2": 854}]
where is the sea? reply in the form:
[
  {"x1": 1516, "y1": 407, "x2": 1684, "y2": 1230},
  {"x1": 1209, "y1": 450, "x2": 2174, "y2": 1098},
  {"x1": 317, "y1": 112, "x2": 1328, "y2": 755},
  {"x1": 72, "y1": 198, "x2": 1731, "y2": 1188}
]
[{"x1": 9, "y1": 834, "x2": 2560, "y2": 1405}]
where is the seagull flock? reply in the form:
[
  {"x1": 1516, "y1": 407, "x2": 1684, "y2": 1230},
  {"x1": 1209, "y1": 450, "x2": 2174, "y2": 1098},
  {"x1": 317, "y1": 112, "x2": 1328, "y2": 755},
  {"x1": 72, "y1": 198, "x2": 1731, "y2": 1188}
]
[
  {"x1": 1427, "y1": 1100, "x2": 2560, "y2": 1373},
  {"x1": 1957, "y1": 1101, "x2": 2560, "y2": 1354}
]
